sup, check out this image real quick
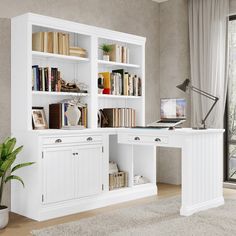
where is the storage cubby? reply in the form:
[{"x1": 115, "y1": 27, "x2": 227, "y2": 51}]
[
  {"x1": 133, "y1": 145, "x2": 156, "y2": 186},
  {"x1": 98, "y1": 37, "x2": 142, "y2": 66},
  {"x1": 109, "y1": 135, "x2": 133, "y2": 188}
]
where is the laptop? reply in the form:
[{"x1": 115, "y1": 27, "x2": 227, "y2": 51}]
[{"x1": 147, "y1": 98, "x2": 186, "y2": 128}]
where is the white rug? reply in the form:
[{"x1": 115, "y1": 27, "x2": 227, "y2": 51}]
[{"x1": 32, "y1": 196, "x2": 236, "y2": 236}]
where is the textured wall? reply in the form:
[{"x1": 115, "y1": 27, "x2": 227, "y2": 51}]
[
  {"x1": 0, "y1": 19, "x2": 11, "y2": 207},
  {"x1": 0, "y1": 0, "x2": 160, "y2": 207},
  {"x1": 230, "y1": 0, "x2": 236, "y2": 13},
  {"x1": 158, "y1": 0, "x2": 190, "y2": 185}
]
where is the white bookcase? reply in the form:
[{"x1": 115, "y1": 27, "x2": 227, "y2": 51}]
[
  {"x1": 11, "y1": 13, "x2": 145, "y2": 132},
  {"x1": 11, "y1": 13, "x2": 156, "y2": 221}
]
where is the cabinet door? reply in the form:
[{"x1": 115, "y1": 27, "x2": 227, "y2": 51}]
[
  {"x1": 43, "y1": 147, "x2": 75, "y2": 204},
  {"x1": 75, "y1": 145, "x2": 103, "y2": 198}
]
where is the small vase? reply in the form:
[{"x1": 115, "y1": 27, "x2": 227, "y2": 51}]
[
  {"x1": 103, "y1": 54, "x2": 110, "y2": 61},
  {"x1": 65, "y1": 105, "x2": 81, "y2": 126},
  {"x1": 0, "y1": 206, "x2": 9, "y2": 229}
]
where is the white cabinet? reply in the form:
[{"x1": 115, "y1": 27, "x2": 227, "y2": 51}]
[
  {"x1": 43, "y1": 144, "x2": 103, "y2": 204},
  {"x1": 43, "y1": 147, "x2": 75, "y2": 204},
  {"x1": 75, "y1": 145, "x2": 103, "y2": 198}
]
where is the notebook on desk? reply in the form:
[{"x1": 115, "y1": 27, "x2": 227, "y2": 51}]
[{"x1": 147, "y1": 98, "x2": 186, "y2": 128}]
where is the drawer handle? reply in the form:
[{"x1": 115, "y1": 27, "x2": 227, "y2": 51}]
[
  {"x1": 55, "y1": 139, "x2": 62, "y2": 143},
  {"x1": 155, "y1": 138, "x2": 161, "y2": 142},
  {"x1": 87, "y1": 137, "x2": 93, "y2": 141},
  {"x1": 134, "y1": 137, "x2": 140, "y2": 141}
]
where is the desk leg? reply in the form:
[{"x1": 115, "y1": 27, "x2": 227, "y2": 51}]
[{"x1": 180, "y1": 132, "x2": 224, "y2": 216}]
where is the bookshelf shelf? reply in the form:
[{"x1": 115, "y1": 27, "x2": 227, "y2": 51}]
[
  {"x1": 32, "y1": 91, "x2": 89, "y2": 97},
  {"x1": 32, "y1": 51, "x2": 89, "y2": 63},
  {"x1": 98, "y1": 60, "x2": 140, "y2": 68},
  {"x1": 98, "y1": 94, "x2": 141, "y2": 99}
]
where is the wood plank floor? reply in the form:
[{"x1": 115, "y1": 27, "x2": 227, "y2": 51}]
[{"x1": 1, "y1": 183, "x2": 236, "y2": 236}]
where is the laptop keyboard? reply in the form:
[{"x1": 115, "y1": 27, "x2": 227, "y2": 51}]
[{"x1": 158, "y1": 120, "x2": 183, "y2": 123}]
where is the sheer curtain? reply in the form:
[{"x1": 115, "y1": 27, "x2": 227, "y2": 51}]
[{"x1": 188, "y1": 0, "x2": 229, "y2": 128}]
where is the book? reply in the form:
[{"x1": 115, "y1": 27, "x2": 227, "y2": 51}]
[
  {"x1": 58, "y1": 33, "x2": 64, "y2": 54},
  {"x1": 32, "y1": 32, "x2": 44, "y2": 52},
  {"x1": 100, "y1": 72, "x2": 111, "y2": 94},
  {"x1": 53, "y1": 32, "x2": 59, "y2": 54},
  {"x1": 49, "y1": 103, "x2": 62, "y2": 129},
  {"x1": 123, "y1": 73, "x2": 129, "y2": 95},
  {"x1": 112, "y1": 69, "x2": 124, "y2": 95},
  {"x1": 109, "y1": 44, "x2": 120, "y2": 62},
  {"x1": 47, "y1": 32, "x2": 53, "y2": 53},
  {"x1": 43, "y1": 32, "x2": 48, "y2": 53}
]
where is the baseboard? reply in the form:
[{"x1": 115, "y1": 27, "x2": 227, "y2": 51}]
[
  {"x1": 223, "y1": 182, "x2": 236, "y2": 189},
  {"x1": 180, "y1": 197, "x2": 224, "y2": 216},
  {"x1": 38, "y1": 184, "x2": 157, "y2": 221}
]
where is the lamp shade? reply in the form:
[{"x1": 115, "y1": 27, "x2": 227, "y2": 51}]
[{"x1": 176, "y1": 79, "x2": 190, "y2": 92}]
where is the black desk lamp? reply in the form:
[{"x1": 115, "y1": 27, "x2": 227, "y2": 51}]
[{"x1": 176, "y1": 79, "x2": 219, "y2": 129}]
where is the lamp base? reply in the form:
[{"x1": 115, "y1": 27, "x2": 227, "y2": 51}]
[{"x1": 192, "y1": 127, "x2": 207, "y2": 130}]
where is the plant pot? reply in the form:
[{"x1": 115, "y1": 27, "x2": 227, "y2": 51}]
[
  {"x1": 0, "y1": 206, "x2": 9, "y2": 229},
  {"x1": 103, "y1": 55, "x2": 110, "y2": 61}
]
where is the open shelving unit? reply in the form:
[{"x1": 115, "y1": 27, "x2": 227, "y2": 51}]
[{"x1": 11, "y1": 14, "x2": 145, "y2": 132}]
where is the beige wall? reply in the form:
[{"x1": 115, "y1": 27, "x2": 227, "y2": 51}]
[
  {"x1": 158, "y1": 0, "x2": 190, "y2": 184},
  {"x1": 230, "y1": 0, "x2": 236, "y2": 13},
  {"x1": 0, "y1": 19, "x2": 11, "y2": 207},
  {"x1": 0, "y1": 0, "x2": 160, "y2": 207}
]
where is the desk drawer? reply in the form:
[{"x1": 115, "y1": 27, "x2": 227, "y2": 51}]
[
  {"x1": 42, "y1": 135, "x2": 102, "y2": 145},
  {"x1": 119, "y1": 133, "x2": 168, "y2": 145}
]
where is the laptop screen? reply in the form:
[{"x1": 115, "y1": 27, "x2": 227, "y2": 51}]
[{"x1": 160, "y1": 98, "x2": 186, "y2": 119}]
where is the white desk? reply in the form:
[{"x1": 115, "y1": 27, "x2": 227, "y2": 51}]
[
  {"x1": 12, "y1": 128, "x2": 224, "y2": 220},
  {"x1": 118, "y1": 128, "x2": 225, "y2": 216}
]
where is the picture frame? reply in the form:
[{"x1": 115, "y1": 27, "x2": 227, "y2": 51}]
[{"x1": 32, "y1": 107, "x2": 48, "y2": 129}]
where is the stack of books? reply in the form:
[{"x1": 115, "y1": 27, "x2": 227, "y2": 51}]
[
  {"x1": 49, "y1": 103, "x2": 87, "y2": 129},
  {"x1": 32, "y1": 65, "x2": 62, "y2": 92},
  {"x1": 108, "y1": 44, "x2": 129, "y2": 63},
  {"x1": 99, "y1": 69, "x2": 141, "y2": 96},
  {"x1": 69, "y1": 46, "x2": 87, "y2": 58},
  {"x1": 101, "y1": 108, "x2": 135, "y2": 128}
]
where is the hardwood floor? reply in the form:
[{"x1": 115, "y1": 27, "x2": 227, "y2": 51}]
[{"x1": 1, "y1": 183, "x2": 236, "y2": 236}]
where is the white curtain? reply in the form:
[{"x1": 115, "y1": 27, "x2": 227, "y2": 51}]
[{"x1": 188, "y1": 0, "x2": 229, "y2": 128}]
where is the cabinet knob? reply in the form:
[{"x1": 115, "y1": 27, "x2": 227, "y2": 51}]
[
  {"x1": 134, "y1": 137, "x2": 140, "y2": 141},
  {"x1": 87, "y1": 137, "x2": 93, "y2": 141},
  {"x1": 55, "y1": 139, "x2": 62, "y2": 143},
  {"x1": 155, "y1": 138, "x2": 161, "y2": 142}
]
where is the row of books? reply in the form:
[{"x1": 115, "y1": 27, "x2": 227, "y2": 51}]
[
  {"x1": 32, "y1": 65, "x2": 61, "y2": 92},
  {"x1": 49, "y1": 103, "x2": 87, "y2": 129},
  {"x1": 98, "y1": 70, "x2": 141, "y2": 96},
  {"x1": 100, "y1": 108, "x2": 136, "y2": 128},
  {"x1": 108, "y1": 44, "x2": 129, "y2": 63},
  {"x1": 32, "y1": 32, "x2": 87, "y2": 57}
]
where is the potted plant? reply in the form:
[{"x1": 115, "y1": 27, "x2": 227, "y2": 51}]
[
  {"x1": 99, "y1": 44, "x2": 113, "y2": 61},
  {"x1": 0, "y1": 137, "x2": 34, "y2": 229}
]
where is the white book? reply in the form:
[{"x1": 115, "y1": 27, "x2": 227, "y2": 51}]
[{"x1": 126, "y1": 48, "x2": 130, "y2": 64}]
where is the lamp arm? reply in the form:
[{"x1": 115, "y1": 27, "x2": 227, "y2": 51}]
[
  {"x1": 201, "y1": 98, "x2": 219, "y2": 128},
  {"x1": 189, "y1": 85, "x2": 219, "y2": 129},
  {"x1": 190, "y1": 86, "x2": 218, "y2": 100}
]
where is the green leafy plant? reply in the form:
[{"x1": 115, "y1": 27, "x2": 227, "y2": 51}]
[
  {"x1": 99, "y1": 44, "x2": 113, "y2": 55},
  {"x1": 0, "y1": 137, "x2": 34, "y2": 206}
]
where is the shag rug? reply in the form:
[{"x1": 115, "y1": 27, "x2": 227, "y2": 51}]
[{"x1": 31, "y1": 196, "x2": 236, "y2": 236}]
